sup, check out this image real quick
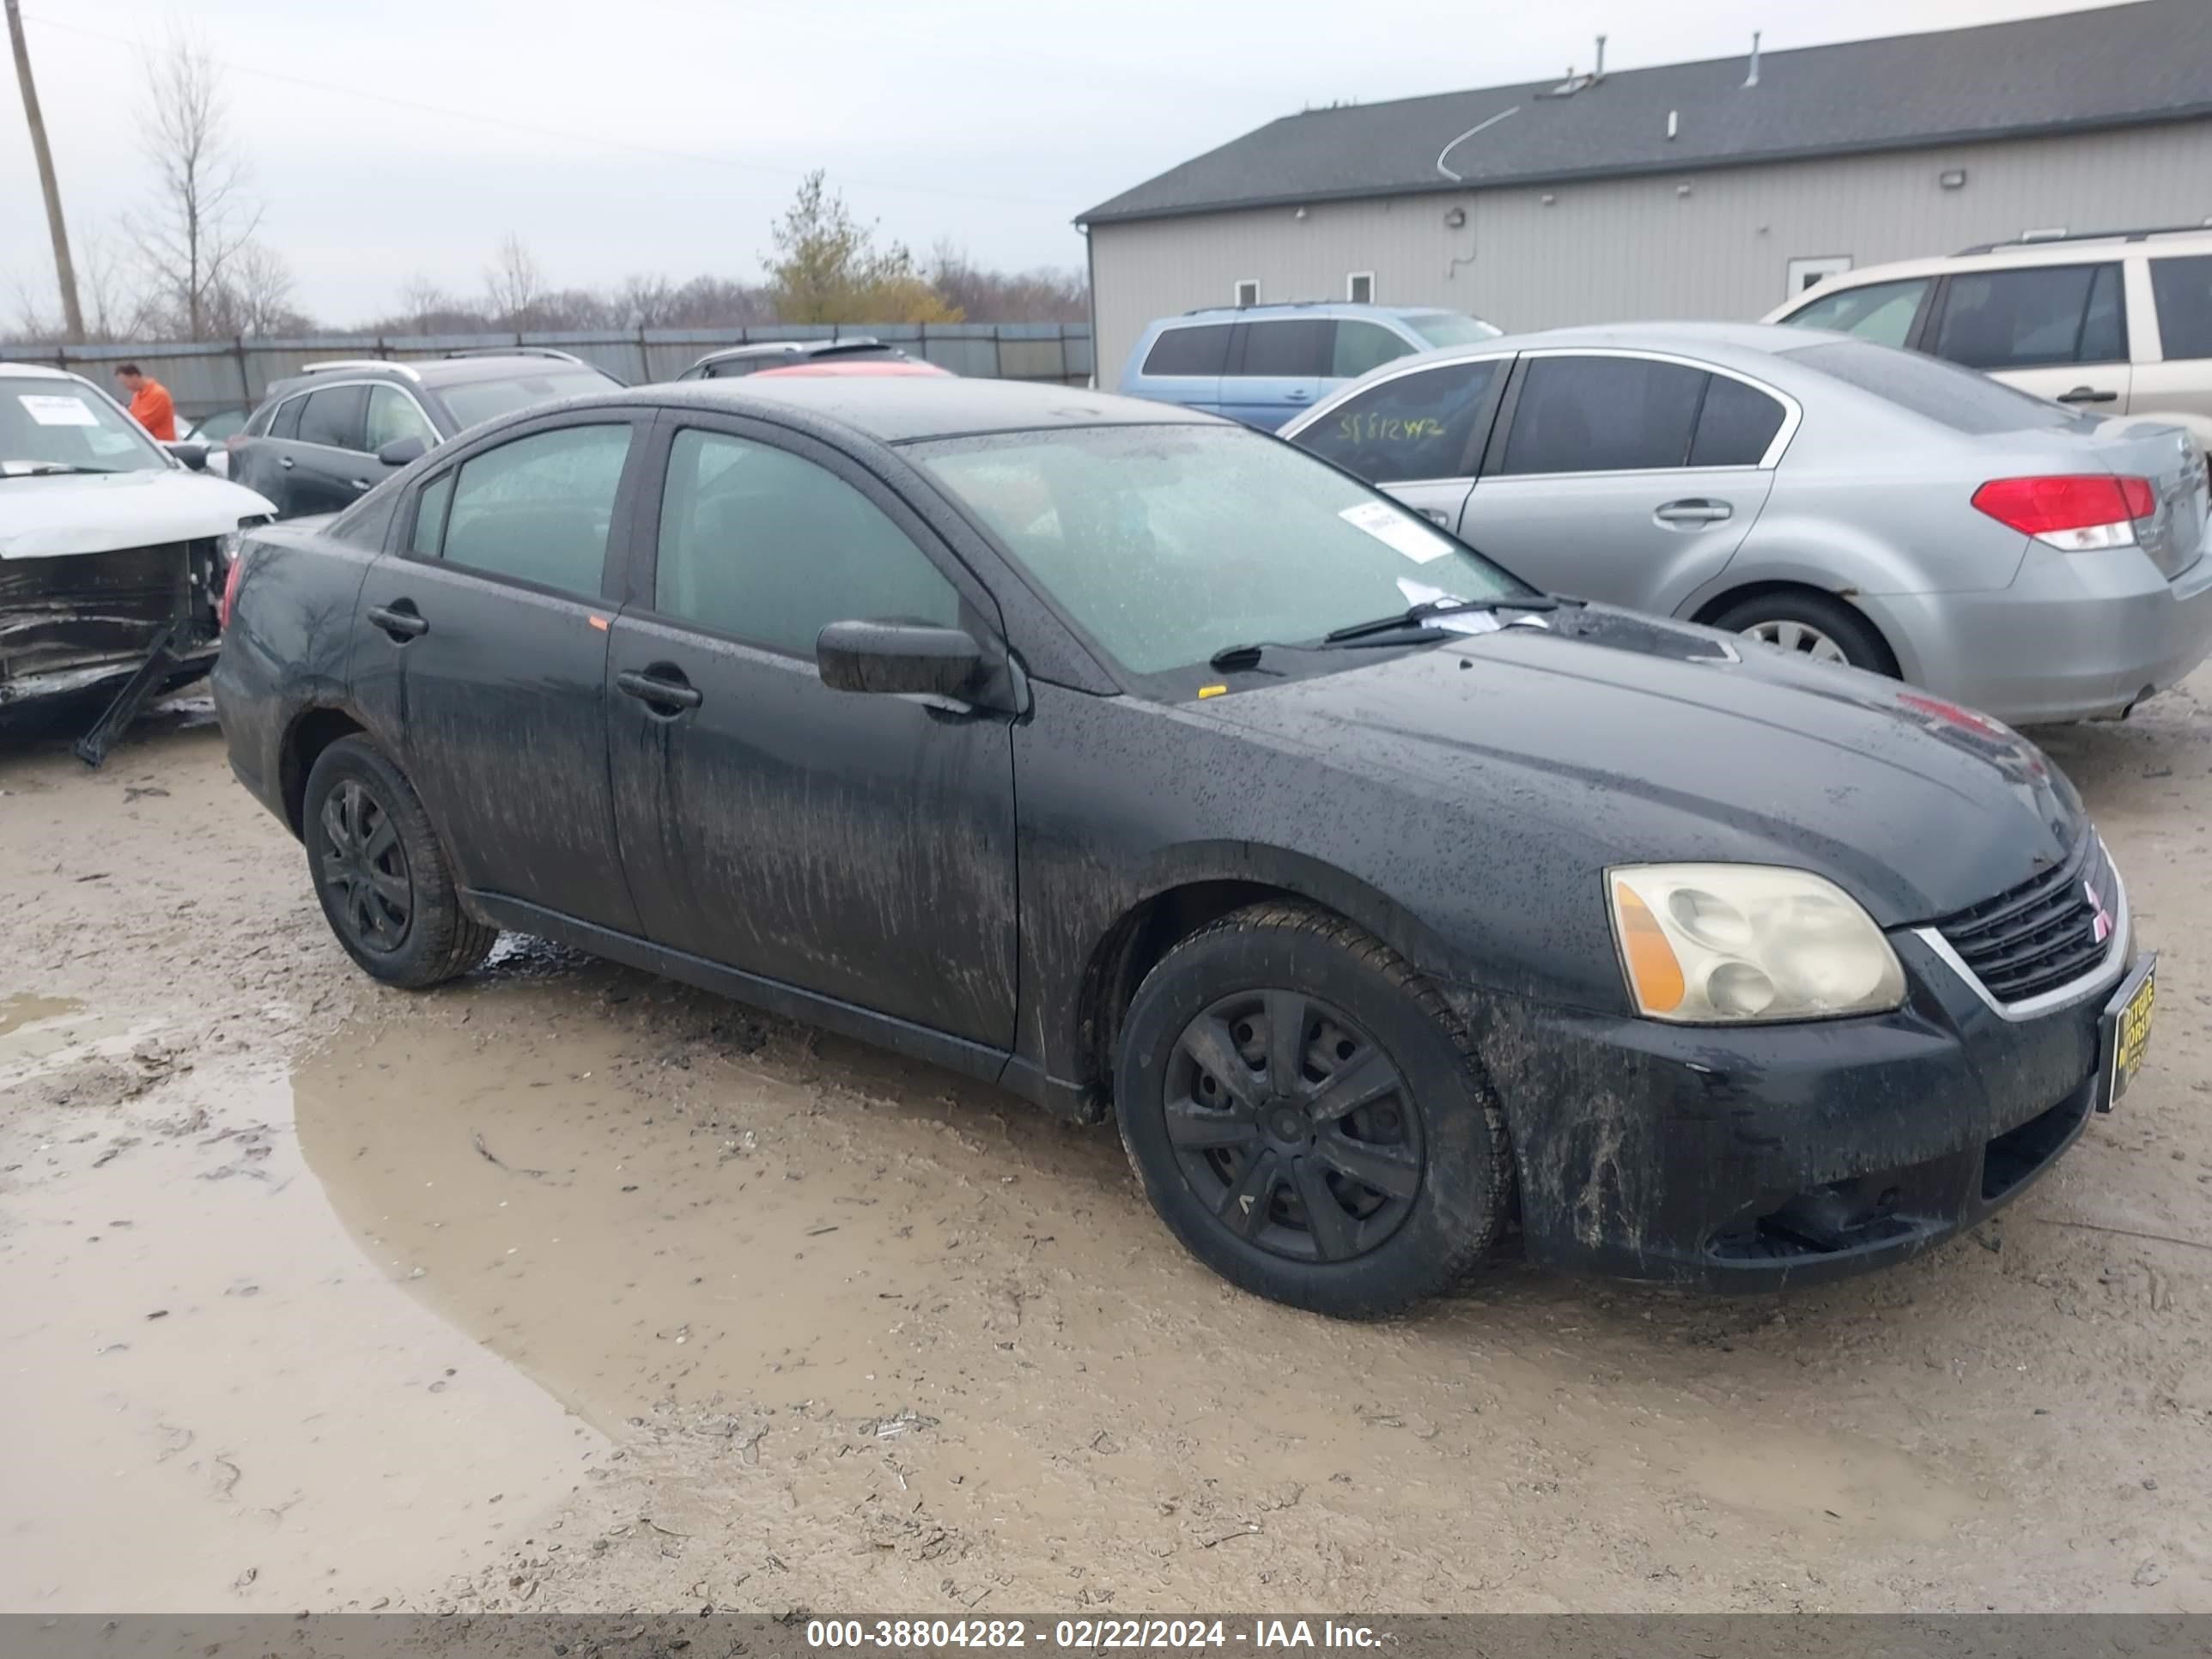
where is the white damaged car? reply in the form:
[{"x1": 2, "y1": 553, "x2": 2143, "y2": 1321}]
[{"x1": 2, "y1": 362, "x2": 274, "y2": 758}]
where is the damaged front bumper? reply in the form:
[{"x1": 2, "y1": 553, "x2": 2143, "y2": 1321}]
[{"x1": 1455, "y1": 927, "x2": 2137, "y2": 1291}]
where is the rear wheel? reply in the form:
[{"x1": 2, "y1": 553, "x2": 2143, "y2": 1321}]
[
  {"x1": 302, "y1": 735, "x2": 495, "y2": 988},
  {"x1": 1115, "y1": 902, "x2": 1511, "y2": 1317},
  {"x1": 1711, "y1": 590, "x2": 1894, "y2": 676}
]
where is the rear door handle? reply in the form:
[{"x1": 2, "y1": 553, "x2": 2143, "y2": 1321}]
[
  {"x1": 1656, "y1": 499, "x2": 1733, "y2": 526},
  {"x1": 1284, "y1": 389, "x2": 1312, "y2": 403},
  {"x1": 1419, "y1": 508, "x2": 1450, "y2": 526},
  {"x1": 277, "y1": 456, "x2": 295, "y2": 470},
  {"x1": 2058, "y1": 385, "x2": 2119, "y2": 404},
  {"x1": 616, "y1": 668, "x2": 703, "y2": 713},
  {"x1": 366, "y1": 602, "x2": 428, "y2": 641},
  {"x1": 349, "y1": 478, "x2": 371, "y2": 490}
]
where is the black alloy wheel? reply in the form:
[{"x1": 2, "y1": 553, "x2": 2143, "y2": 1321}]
[
  {"x1": 317, "y1": 776, "x2": 413, "y2": 953},
  {"x1": 1166, "y1": 988, "x2": 1425, "y2": 1263}
]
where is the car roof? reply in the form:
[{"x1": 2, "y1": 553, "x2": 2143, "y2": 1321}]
[
  {"x1": 1164, "y1": 301, "x2": 1462, "y2": 325},
  {"x1": 1368, "y1": 319, "x2": 1821, "y2": 370},
  {"x1": 261, "y1": 355, "x2": 615, "y2": 404},
  {"x1": 693, "y1": 338, "x2": 891, "y2": 365},
  {"x1": 749, "y1": 360, "x2": 953, "y2": 379},
  {"x1": 639, "y1": 377, "x2": 1219, "y2": 443},
  {"x1": 0, "y1": 361, "x2": 82, "y2": 380},
  {"x1": 1767, "y1": 228, "x2": 2212, "y2": 299}
]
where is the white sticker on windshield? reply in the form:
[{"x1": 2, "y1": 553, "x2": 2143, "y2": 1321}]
[
  {"x1": 19, "y1": 394, "x2": 100, "y2": 428},
  {"x1": 1340, "y1": 500, "x2": 1452, "y2": 563}
]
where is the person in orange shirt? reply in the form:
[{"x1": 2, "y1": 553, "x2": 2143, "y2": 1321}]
[{"x1": 116, "y1": 364, "x2": 176, "y2": 441}]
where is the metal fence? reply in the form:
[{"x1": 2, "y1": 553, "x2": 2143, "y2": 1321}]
[{"x1": 12, "y1": 323, "x2": 1095, "y2": 417}]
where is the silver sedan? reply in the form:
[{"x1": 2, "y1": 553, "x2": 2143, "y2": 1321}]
[{"x1": 1280, "y1": 322, "x2": 2212, "y2": 725}]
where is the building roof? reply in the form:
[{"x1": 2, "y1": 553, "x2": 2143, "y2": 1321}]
[{"x1": 1079, "y1": 0, "x2": 2212, "y2": 226}]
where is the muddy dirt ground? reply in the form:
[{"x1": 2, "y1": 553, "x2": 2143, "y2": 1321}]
[{"x1": 3, "y1": 684, "x2": 2210, "y2": 1616}]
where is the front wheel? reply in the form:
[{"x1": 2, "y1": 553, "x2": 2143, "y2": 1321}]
[
  {"x1": 1114, "y1": 902, "x2": 1512, "y2": 1317},
  {"x1": 302, "y1": 735, "x2": 496, "y2": 988}
]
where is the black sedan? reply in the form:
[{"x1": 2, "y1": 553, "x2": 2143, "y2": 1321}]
[{"x1": 210, "y1": 378, "x2": 2154, "y2": 1316}]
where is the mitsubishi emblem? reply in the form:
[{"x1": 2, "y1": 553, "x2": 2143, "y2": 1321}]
[{"x1": 2086, "y1": 881, "x2": 2114, "y2": 945}]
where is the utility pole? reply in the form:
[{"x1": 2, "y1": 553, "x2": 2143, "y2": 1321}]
[{"x1": 6, "y1": 0, "x2": 85, "y2": 338}]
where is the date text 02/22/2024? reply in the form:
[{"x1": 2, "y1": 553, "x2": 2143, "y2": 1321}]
[{"x1": 804, "y1": 1619, "x2": 1382, "y2": 1650}]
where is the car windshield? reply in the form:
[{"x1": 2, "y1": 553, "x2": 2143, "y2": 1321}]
[
  {"x1": 1778, "y1": 339, "x2": 2075, "y2": 434},
  {"x1": 0, "y1": 374, "x2": 169, "y2": 473},
  {"x1": 1405, "y1": 312, "x2": 1503, "y2": 349},
  {"x1": 914, "y1": 423, "x2": 1530, "y2": 677},
  {"x1": 436, "y1": 368, "x2": 621, "y2": 430}
]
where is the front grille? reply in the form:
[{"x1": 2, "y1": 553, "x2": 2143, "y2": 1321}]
[{"x1": 1934, "y1": 833, "x2": 2117, "y2": 1006}]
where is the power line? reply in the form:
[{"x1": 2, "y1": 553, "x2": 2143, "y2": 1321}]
[{"x1": 20, "y1": 10, "x2": 1068, "y2": 210}]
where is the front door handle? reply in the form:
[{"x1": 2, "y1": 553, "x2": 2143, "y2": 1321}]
[
  {"x1": 277, "y1": 456, "x2": 295, "y2": 470},
  {"x1": 2058, "y1": 385, "x2": 2119, "y2": 404},
  {"x1": 1655, "y1": 499, "x2": 1733, "y2": 526},
  {"x1": 1284, "y1": 389, "x2": 1312, "y2": 403},
  {"x1": 349, "y1": 477, "x2": 371, "y2": 490},
  {"x1": 617, "y1": 667, "x2": 703, "y2": 714},
  {"x1": 1419, "y1": 507, "x2": 1449, "y2": 526},
  {"x1": 367, "y1": 601, "x2": 428, "y2": 641}
]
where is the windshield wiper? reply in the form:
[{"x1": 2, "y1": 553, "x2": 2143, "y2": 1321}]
[
  {"x1": 0, "y1": 461, "x2": 123, "y2": 477},
  {"x1": 1324, "y1": 593, "x2": 1559, "y2": 645}
]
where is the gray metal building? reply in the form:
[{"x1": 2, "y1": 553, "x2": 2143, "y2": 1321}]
[{"x1": 1079, "y1": 0, "x2": 2212, "y2": 380}]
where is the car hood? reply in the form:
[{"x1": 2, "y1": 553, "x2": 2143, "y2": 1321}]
[
  {"x1": 0, "y1": 469, "x2": 276, "y2": 560},
  {"x1": 1195, "y1": 606, "x2": 2083, "y2": 927}
]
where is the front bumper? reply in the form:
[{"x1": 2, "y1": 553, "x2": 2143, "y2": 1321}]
[
  {"x1": 1452, "y1": 927, "x2": 2135, "y2": 1291},
  {"x1": 1867, "y1": 542, "x2": 2212, "y2": 725},
  {"x1": 0, "y1": 640, "x2": 220, "y2": 720}
]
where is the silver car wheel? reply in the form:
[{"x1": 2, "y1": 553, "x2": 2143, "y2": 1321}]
[{"x1": 1742, "y1": 618, "x2": 1850, "y2": 665}]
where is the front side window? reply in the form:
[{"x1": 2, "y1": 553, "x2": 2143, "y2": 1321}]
[
  {"x1": 1236, "y1": 319, "x2": 1332, "y2": 379},
  {"x1": 915, "y1": 424, "x2": 1526, "y2": 678},
  {"x1": 297, "y1": 384, "x2": 368, "y2": 451},
  {"x1": 410, "y1": 471, "x2": 454, "y2": 556},
  {"x1": 0, "y1": 375, "x2": 169, "y2": 473},
  {"x1": 366, "y1": 385, "x2": 437, "y2": 452},
  {"x1": 1778, "y1": 277, "x2": 1931, "y2": 349},
  {"x1": 1499, "y1": 356, "x2": 1706, "y2": 476},
  {"x1": 1931, "y1": 263, "x2": 2125, "y2": 369},
  {"x1": 1295, "y1": 360, "x2": 1502, "y2": 483},
  {"x1": 435, "y1": 422, "x2": 633, "y2": 596},
  {"x1": 1139, "y1": 325, "x2": 1232, "y2": 378},
  {"x1": 654, "y1": 428, "x2": 958, "y2": 658},
  {"x1": 2150, "y1": 254, "x2": 2212, "y2": 361},
  {"x1": 1331, "y1": 319, "x2": 1417, "y2": 380}
]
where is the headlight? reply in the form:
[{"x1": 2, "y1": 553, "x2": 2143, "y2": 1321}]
[{"x1": 1608, "y1": 864, "x2": 1905, "y2": 1024}]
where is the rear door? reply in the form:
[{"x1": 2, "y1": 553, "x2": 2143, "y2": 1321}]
[
  {"x1": 285, "y1": 384, "x2": 375, "y2": 517},
  {"x1": 1462, "y1": 351, "x2": 1780, "y2": 611},
  {"x1": 1288, "y1": 355, "x2": 1510, "y2": 532},
  {"x1": 1219, "y1": 318, "x2": 1331, "y2": 429},
  {"x1": 1125, "y1": 321, "x2": 1232, "y2": 412},
  {"x1": 1923, "y1": 262, "x2": 2132, "y2": 412},
  {"x1": 352, "y1": 413, "x2": 651, "y2": 934},
  {"x1": 234, "y1": 391, "x2": 307, "y2": 514},
  {"x1": 604, "y1": 415, "x2": 1018, "y2": 1046}
]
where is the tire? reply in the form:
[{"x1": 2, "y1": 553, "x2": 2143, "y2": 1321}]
[
  {"x1": 301, "y1": 734, "x2": 496, "y2": 988},
  {"x1": 1114, "y1": 901, "x2": 1512, "y2": 1318},
  {"x1": 1711, "y1": 590, "x2": 1895, "y2": 676}
]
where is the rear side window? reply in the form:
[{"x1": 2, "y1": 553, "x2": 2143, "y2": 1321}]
[
  {"x1": 1931, "y1": 263, "x2": 2126, "y2": 369},
  {"x1": 1499, "y1": 356, "x2": 1706, "y2": 475},
  {"x1": 1783, "y1": 340, "x2": 2070, "y2": 434},
  {"x1": 1688, "y1": 375, "x2": 1789, "y2": 467},
  {"x1": 1331, "y1": 319, "x2": 1416, "y2": 379},
  {"x1": 297, "y1": 385, "x2": 368, "y2": 451},
  {"x1": 1779, "y1": 277, "x2": 1931, "y2": 349},
  {"x1": 438, "y1": 422, "x2": 633, "y2": 597},
  {"x1": 270, "y1": 394, "x2": 306, "y2": 441},
  {"x1": 653, "y1": 428, "x2": 958, "y2": 657},
  {"x1": 1140, "y1": 325, "x2": 1232, "y2": 377},
  {"x1": 1296, "y1": 360, "x2": 1501, "y2": 483},
  {"x1": 2151, "y1": 255, "x2": 2212, "y2": 361},
  {"x1": 1236, "y1": 319, "x2": 1332, "y2": 379}
]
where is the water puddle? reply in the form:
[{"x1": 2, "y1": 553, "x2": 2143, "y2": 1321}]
[{"x1": 0, "y1": 1020, "x2": 603, "y2": 1611}]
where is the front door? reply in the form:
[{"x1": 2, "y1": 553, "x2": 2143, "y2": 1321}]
[
  {"x1": 605, "y1": 418, "x2": 1018, "y2": 1047},
  {"x1": 353, "y1": 414, "x2": 650, "y2": 934},
  {"x1": 1462, "y1": 351, "x2": 1778, "y2": 613},
  {"x1": 1286, "y1": 355, "x2": 1510, "y2": 545}
]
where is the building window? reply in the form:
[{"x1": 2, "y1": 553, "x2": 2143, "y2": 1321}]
[
  {"x1": 1233, "y1": 279, "x2": 1259, "y2": 307},
  {"x1": 1346, "y1": 271, "x2": 1376, "y2": 305}
]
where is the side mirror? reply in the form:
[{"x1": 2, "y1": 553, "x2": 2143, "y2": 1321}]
[
  {"x1": 377, "y1": 435, "x2": 429, "y2": 468},
  {"x1": 165, "y1": 441, "x2": 209, "y2": 471},
  {"x1": 816, "y1": 620, "x2": 982, "y2": 700}
]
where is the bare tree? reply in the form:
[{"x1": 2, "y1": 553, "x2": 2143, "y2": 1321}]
[
  {"x1": 483, "y1": 232, "x2": 544, "y2": 330},
  {"x1": 617, "y1": 272, "x2": 675, "y2": 329},
  {"x1": 133, "y1": 26, "x2": 260, "y2": 339},
  {"x1": 206, "y1": 239, "x2": 307, "y2": 336}
]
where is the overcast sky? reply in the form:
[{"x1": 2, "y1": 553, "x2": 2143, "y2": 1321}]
[{"x1": 1, "y1": 0, "x2": 2148, "y2": 327}]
